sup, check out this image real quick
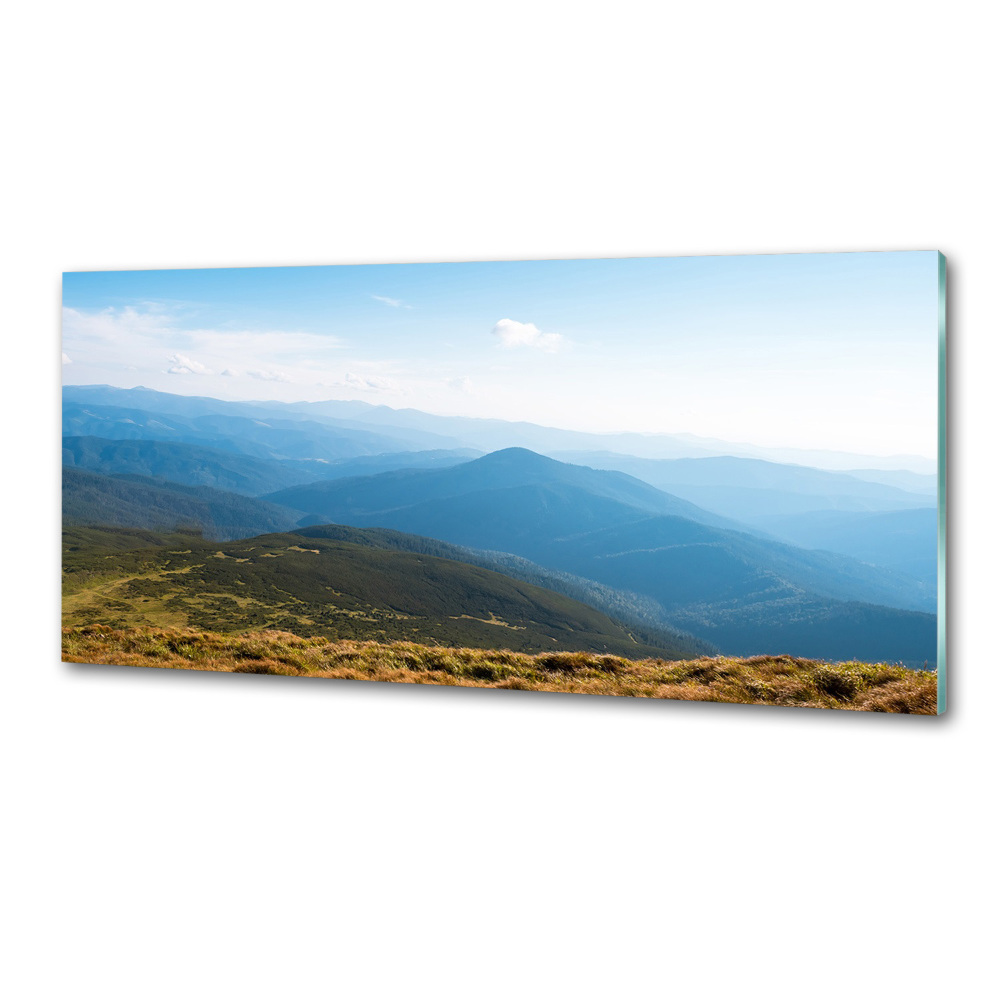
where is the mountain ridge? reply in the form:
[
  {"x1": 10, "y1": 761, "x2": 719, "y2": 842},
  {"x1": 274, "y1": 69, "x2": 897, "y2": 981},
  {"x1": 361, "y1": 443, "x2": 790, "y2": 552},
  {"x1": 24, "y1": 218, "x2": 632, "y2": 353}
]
[
  {"x1": 64, "y1": 384, "x2": 935, "y2": 473},
  {"x1": 267, "y1": 446, "x2": 743, "y2": 532}
]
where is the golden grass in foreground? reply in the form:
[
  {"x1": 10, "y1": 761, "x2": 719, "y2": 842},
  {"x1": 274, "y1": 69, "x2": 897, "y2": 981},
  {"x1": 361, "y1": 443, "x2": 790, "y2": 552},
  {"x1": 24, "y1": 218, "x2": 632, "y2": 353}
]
[{"x1": 62, "y1": 624, "x2": 938, "y2": 713}]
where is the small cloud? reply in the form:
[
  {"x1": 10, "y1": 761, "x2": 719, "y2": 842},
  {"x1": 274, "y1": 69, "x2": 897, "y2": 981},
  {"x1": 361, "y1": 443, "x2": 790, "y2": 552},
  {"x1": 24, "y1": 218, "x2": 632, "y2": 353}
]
[
  {"x1": 345, "y1": 372, "x2": 393, "y2": 391},
  {"x1": 166, "y1": 353, "x2": 213, "y2": 375},
  {"x1": 447, "y1": 376, "x2": 473, "y2": 393},
  {"x1": 62, "y1": 352, "x2": 72, "y2": 365},
  {"x1": 247, "y1": 369, "x2": 292, "y2": 383},
  {"x1": 371, "y1": 294, "x2": 404, "y2": 308},
  {"x1": 220, "y1": 369, "x2": 238, "y2": 377},
  {"x1": 492, "y1": 318, "x2": 564, "y2": 352}
]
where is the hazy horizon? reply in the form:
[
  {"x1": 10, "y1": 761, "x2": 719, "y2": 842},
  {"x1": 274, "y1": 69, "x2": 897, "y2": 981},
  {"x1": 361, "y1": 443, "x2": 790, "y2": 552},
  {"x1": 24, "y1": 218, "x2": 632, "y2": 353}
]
[{"x1": 62, "y1": 252, "x2": 941, "y2": 461}]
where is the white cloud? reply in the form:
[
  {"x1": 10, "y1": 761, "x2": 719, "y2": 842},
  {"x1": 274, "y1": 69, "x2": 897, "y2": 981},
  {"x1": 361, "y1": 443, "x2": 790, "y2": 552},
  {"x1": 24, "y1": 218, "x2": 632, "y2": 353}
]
[
  {"x1": 371, "y1": 294, "x2": 412, "y2": 309},
  {"x1": 61, "y1": 303, "x2": 351, "y2": 395},
  {"x1": 247, "y1": 369, "x2": 292, "y2": 383},
  {"x1": 61, "y1": 301, "x2": 401, "y2": 402},
  {"x1": 62, "y1": 306, "x2": 344, "y2": 363},
  {"x1": 63, "y1": 304, "x2": 174, "y2": 342},
  {"x1": 62, "y1": 352, "x2": 72, "y2": 364},
  {"x1": 345, "y1": 372, "x2": 393, "y2": 391},
  {"x1": 447, "y1": 376, "x2": 472, "y2": 393},
  {"x1": 492, "y1": 318, "x2": 564, "y2": 352},
  {"x1": 166, "y1": 353, "x2": 213, "y2": 376}
]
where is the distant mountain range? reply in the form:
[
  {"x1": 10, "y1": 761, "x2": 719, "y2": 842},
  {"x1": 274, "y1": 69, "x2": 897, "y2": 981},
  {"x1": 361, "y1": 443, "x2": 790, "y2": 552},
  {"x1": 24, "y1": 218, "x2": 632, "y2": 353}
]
[
  {"x1": 64, "y1": 384, "x2": 936, "y2": 472},
  {"x1": 61, "y1": 384, "x2": 940, "y2": 666},
  {"x1": 542, "y1": 450, "x2": 938, "y2": 596},
  {"x1": 266, "y1": 448, "x2": 929, "y2": 601},
  {"x1": 284, "y1": 397, "x2": 935, "y2": 472},
  {"x1": 63, "y1": 435, "x2": 478, "y2": 497},
  {"x1": 745, "y1": 507, "x2": 938, "y2": 582},
  {"x1": 62, "y1": 401, "x2": 444, "y2": 461},
  {"x1": 266, "y1": 447, "x2": 742, "y2": 532},
  {"x1": 547, "y1": 452, "x2": 936, "y2": 516}
]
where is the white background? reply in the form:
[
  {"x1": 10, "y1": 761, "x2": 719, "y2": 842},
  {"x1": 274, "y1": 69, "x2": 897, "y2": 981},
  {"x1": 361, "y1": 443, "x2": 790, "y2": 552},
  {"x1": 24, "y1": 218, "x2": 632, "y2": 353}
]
[{"x1": 3, "y1": 2, "x2": 996, "y2": 998}]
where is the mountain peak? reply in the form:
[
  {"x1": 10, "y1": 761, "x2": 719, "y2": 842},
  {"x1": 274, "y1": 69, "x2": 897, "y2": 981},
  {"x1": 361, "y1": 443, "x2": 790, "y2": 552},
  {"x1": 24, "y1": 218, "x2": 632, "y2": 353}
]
[{"x1": 473, "y1": 447, "x2": 558, "y2": 466}]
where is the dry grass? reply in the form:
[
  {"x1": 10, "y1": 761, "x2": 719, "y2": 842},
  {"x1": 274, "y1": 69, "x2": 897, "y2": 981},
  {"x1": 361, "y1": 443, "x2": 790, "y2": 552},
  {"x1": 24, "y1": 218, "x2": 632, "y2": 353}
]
[{"x1": 61, "y1": 624, "x2": 939, "y2": 713}]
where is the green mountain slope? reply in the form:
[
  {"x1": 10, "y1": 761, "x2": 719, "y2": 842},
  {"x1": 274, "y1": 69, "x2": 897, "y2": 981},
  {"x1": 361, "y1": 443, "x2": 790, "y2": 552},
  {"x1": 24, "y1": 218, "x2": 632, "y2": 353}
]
[
  {"x1": 292, "y1": 523, "x2": 714, "y2": 656},
  {"x1": 63, "y1": 467, "x2": 303, "y2": 541},
  {"x1": 62, "y1": 526, "x2": 706, "y2": 660}
]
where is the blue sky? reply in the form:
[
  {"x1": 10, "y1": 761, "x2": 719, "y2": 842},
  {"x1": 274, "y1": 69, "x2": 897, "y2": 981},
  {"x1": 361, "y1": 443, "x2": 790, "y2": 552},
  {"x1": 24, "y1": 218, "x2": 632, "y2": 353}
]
[{"x1": 62, "y1": 251, "x2": 941, "y2": 459}]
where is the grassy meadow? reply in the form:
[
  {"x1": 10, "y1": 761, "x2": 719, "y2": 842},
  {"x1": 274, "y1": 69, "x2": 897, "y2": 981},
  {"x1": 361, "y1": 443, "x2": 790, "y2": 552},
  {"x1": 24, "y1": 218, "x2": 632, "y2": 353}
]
[
  {"x1": 61, "y1": 525, "x2": 707, "y2": 660},
  {"x1": 62, "y1": 624, "x2": 938, "y2": 713}
]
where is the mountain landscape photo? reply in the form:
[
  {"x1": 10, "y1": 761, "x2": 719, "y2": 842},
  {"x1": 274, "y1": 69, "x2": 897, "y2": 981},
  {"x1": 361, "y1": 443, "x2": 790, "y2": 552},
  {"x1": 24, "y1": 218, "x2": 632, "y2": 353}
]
[{"x1": 61, "y1": 253, "x2": 945, "y2": 712}]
